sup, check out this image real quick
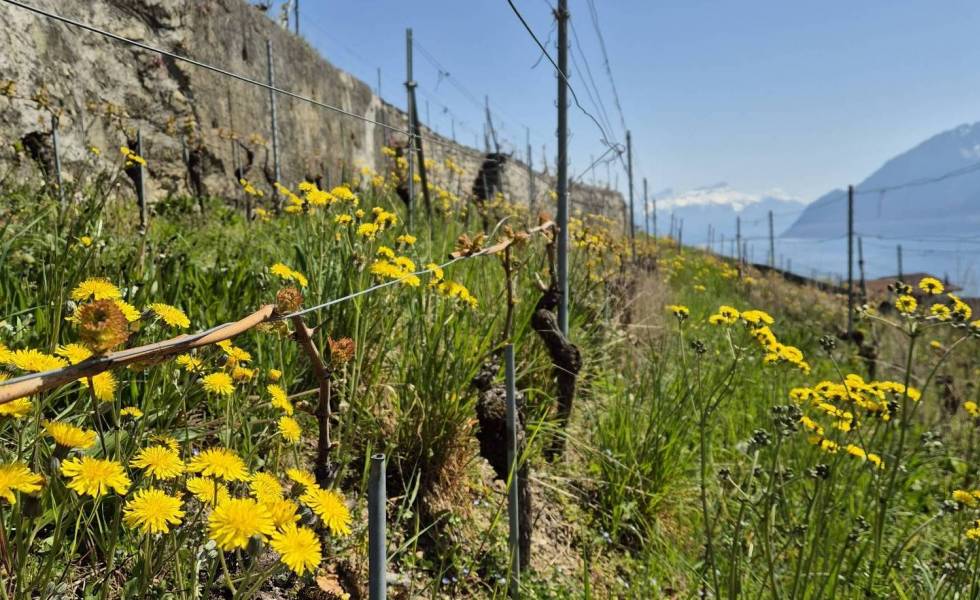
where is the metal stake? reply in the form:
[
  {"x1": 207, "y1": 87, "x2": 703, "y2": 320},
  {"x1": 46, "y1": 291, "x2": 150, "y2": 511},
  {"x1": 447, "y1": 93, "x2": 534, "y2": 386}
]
[
  {"x1": 527, "y1": 127, "x2": 535, "y2": 215},
  {"x1": 405, "y1": 28, "x2": 415, "y2": 230},
  {"x1": 897, "y1": 244, "x2": 903, "y2": 281},
  {"x1": 847, "y1": 185, "x2": 854, "y2": 336},
  {"x1": 369, "y1": 453, "x2": 387, "y2": 600},
  {"x1": 556, "y1": 0, "x2": 570, "y2": 336},
  {"x1": 626, "y1": 130, "x2": 635, "y2": 260},
  {"x1": 768, "y1": 210, "x2": 775, "y2": 268}
]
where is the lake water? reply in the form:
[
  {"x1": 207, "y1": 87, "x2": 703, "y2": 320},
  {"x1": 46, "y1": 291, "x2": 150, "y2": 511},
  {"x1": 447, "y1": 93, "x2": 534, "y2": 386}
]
[{"x1": 704, "y1": 236, "x2": 980, "y2": 297}]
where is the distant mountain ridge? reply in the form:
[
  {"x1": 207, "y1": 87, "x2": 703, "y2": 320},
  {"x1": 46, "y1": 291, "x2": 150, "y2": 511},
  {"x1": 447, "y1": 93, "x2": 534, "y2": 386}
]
[
  {"x1": 784, "y1": 123, "x2": 980, "y2": 238},
  {"x1": 641, "y1": 183, "x2": 806, "y2": 248}
]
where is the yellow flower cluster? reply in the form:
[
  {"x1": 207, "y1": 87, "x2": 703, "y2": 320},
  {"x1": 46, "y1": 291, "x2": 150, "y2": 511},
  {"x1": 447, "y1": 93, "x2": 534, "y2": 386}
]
[
  {"x1": 370, "y1": 256, "x2": 421, "y2": 288},
  {"x1": 119, "y1": 146, "x2": 146, "y2": 168},
  {"x1": 270, "y1": 262, "x2": 309, "y2": 288},
  {"x1": 240, "y1": 178, "x2": 264, "y2": 198}
]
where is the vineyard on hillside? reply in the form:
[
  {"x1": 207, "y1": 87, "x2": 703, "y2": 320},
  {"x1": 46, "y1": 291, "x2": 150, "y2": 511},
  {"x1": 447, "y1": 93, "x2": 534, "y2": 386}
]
[
  {"x1": 1, "y1": 142, "x2": 980, "y2": 598},
  {"x1": 3, "y1": 1, "x2": 980, "y2": 599}
]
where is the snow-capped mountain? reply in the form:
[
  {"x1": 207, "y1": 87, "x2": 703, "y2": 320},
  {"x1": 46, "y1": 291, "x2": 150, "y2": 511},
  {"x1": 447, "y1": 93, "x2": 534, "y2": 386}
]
[
  {"x1": 784, "y1": 122, "x2": 980, "y2": 238},
  {"x1": 637, "y1": 183, "x2": 806, "y2": 248}
]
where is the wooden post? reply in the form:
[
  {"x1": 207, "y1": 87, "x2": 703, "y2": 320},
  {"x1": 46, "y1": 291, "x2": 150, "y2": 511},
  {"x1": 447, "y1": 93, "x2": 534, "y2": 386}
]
[
  {"x1": 51, "y1": 114, "x2": 65, "y2": 205},
  {"x1": 504, "y1": 344, "x2": 521, "y2": 597}
]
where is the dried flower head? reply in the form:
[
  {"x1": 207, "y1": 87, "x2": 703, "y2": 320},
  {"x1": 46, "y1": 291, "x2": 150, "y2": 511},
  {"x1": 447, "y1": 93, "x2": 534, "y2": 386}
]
[
  {"x1": 276, "y1": 286, "x2": 303, "y2": 314},
  {"x1": 76, "y1": 299, "x2": 130, "y2": 354},
  {"x1": 328, "y1": 337, "x2": 356, "y2": 367}
]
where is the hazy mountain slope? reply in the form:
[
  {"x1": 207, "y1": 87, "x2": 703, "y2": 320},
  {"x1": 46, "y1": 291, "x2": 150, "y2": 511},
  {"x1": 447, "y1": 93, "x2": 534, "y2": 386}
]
[{"x1": 785, "y1": 123, "x2": 980, "y2": 238}]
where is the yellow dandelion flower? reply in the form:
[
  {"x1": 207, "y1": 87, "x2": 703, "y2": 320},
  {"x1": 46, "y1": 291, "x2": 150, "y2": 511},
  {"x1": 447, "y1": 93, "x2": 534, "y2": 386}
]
[
  {"x1": 376, "y1": 246, "x2": 396, "y2": 259},
  {"x1": 5, "y1": 349, "x2": 68, "y2": 373},
  {"x1": 357, "y1": 223, "x2": 380, "y2": 239},
  {"x1": 334, "y1": 213, "x2": 353, "y2": 225},
  {"x1": 965, "y1": 401, "x2": 980, "y2": 418},
  {"x1": 426, "y1": 262, "x2": 445, "y2": 281},
  {"x1": 953, "y1": 490, "x2": 978, "y2": 507},
  {"x1": 208, "y1": 497, "x2": 276, "y2": 551},
  {"x1": 268, "y1": 368, "x2": 283, "y2": 382},
  {"x1": 71, "y1": 277, "x2": 122, "y2": 301},
  {"x1": 131, "y1": 446, "x2": 185, "y2": 480},
  {"x1": 270, "y1": 523, "x2": 322, "y2": 576},
  {"x1": 0, "y1": 462, "x2": 44, "y2": 504},
  {"x1": 268, "y1": 384, "x2": 293, "y2": 415},
  {"x1": 264, "y1": 498, "x2": 300, "y2": 529},
  {"x1": 44, "y1": 421, "x2": 97, "y2": 449},
  {"x1": 148, "y1": 303, "x2": 190, "y2": 328},
  {"x1": 918, "y1": 277, "x2": 943, "y2": 295},
  {"x1": 0, "y1": 397, "x2": 32, "y2": 419},
  {"x1": 270, "y1": 263, "x2": 308, "y2": 288},
  {"x1": 61, "y1": 457, "x2": 131, "y2": 497},
  {"x1": 718, "y1": 305, "x2": 740, "y2": 321},
  {"x1": 175, "y1": 354, "x2": 203, "y2": 372},
  {"x1": 300, "y1": 486, "x2": 352, "y2": 536},
  {"x1": 741, "y1": 309, "x2": 774, "y2": 325},
  {"x1": 896, "y1": 295, "x2": 917, "y2": 314},
  {"x1": 279, "y1": 416, "x2": 302, "y2": 443},
  {"x1": 81, "y1": 371, "x2": 118, "y2": 402},
  {"x1": 397, "y1": 234, "x2": 417, "y2": 246},
  {"x1": 393, "y1": 256, "x2": 416, "y2": 272},
  {"x1": 231, "y1": 366, "x2": 255, "y2": 382},
  {"x1": 120, "y1": 406, "x2": 143, "y2": 419},
  {"x1": 665, "y1": 304, "x2": 690, "y2": 319},
  {"x1": 967, "y1": 523, "x2": 980, "y2": 541},
  {"x1": 201, "y1": 372, "x2": 234, "y2": 396},
  {"x1": 250, "y1": 472, "x2": 284, "y2": 503},
  {"x1": 150, "y1": 434, "x2": 180, "y2": 452},
  {"x1": 217, "y1": 341, "x2": 252, "y2": 364},
  {"x1": 79, "y1": 235, "x2": 94, "y2": 247},
  {"x1": 286, "y1": 468, "x2": 317, "y2": 489},
  {"x1": 123, "y1": 488, "x2": 185, "y2": 534},
  {"x1": 930, "y1": 304, "x2": 951, "y2": 321},
  {"x1": 187, "y1": 448, "x2": 248, "y2": 482},
  {"x1": 113, "y1": 299, "x2": 141, "y2": 323},
  {"x1": 55, "y1": 343, "x2": 93, "y2": 364},
  {"x1": 186, "y1": 476, "x2": 230, "y2": 506}
]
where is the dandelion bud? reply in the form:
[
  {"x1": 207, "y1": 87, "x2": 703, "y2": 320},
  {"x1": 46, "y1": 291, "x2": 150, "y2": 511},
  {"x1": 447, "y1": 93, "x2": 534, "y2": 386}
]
[
  {"x1": 819, "y1": 335, "x2": 837, "y2": 352},
  {"x1": 276, "y1": 286, "x2": 303, "y2": 315},
  {"x1": 77, "y1": 299, "x2": 129, "y2": 354},
  {"x1": 807, "y1": 464, "x2": 830, "y2": 480}
]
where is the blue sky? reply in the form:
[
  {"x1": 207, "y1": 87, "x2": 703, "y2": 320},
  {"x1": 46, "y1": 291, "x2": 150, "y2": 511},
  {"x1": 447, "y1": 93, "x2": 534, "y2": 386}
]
[{"x1": 277, "y1": 1, "x2": 980, "y2": 202}]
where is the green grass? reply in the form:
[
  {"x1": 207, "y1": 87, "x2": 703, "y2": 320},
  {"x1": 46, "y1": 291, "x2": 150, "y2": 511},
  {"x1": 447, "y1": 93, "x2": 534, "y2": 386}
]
[{"x1": 0, "y1": 164, "x2": 979, "y2": 599}]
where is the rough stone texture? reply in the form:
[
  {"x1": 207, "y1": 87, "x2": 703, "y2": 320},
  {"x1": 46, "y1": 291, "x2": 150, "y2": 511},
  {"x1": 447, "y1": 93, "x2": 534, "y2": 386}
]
[{"x1": 0, "y1": 0, "x2": 625, "y2": 221}]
